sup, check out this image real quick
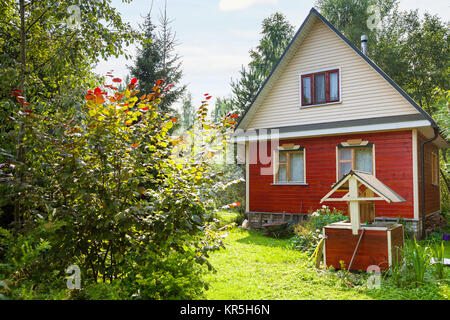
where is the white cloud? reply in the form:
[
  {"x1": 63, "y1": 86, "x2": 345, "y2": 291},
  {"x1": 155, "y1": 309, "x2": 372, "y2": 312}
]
[{"x1": 219, "y1": 0, "x2": 278, "y2": 12}]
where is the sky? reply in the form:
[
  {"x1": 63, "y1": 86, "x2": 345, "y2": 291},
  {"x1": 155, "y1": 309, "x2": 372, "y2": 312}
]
[{"x1": 94, "y1": 0, "x2": 450, "y2": 113}]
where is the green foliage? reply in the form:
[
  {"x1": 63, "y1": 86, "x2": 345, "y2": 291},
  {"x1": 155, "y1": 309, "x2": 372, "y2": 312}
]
[
  {"x1": 388, "y1": 246, "x2": 404, "y2": 287},
  {"x1": 307, "y1": 206, "x2": 348, "y2": 231},
  {"x1": 289, "y1": 224, "x2": 322, "y2": 254},
  {"x1": 385, "y1": 238, "x2": 449, "y2": 290},
  {"x1": 315, "y1": 0, "x2": 396, "y2": 50},
  {"x1": 124, "y1": 249, "x2": 208, "y2": 300},
  {"x1": 404, "y1": 238, "x2": 432, "y2": 286},
  {"x1": 181, "y1": 92, "x2": 195, "y2": 129},
  {"x1": 71, "y1": 281, "x2": 125, "y2": 300},
  {"x1": 0, "y1": 75, "x2": 237, "y2": 299},
  {"x1": 129, "y1": 5, "x2": 186, "y2": 112},
  {"x1": 212, "y1": 97, "x2": 235, "y2": 123},
  {"x1": 290, "y1": 206, "x2": 346, "y2": 253},
  {"x1": 430, "y1": 241, "x2": 445, "y2": 279},
  {"x1": 0, "y1": 0, "x2": 138, "y2": 102}
]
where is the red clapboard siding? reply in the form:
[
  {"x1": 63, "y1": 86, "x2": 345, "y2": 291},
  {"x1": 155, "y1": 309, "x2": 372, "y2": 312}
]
[
  {"x1": 417, "y1": 133, "x2": 441, "y2": 215},
  {"x1": 248, "y1": 130, "x2": 414, "y2": 219}
]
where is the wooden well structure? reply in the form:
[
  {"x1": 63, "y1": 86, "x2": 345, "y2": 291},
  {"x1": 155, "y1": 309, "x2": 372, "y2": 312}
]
[{"x1": 320, "y1": 170, "x2": 405, "y2": 271}]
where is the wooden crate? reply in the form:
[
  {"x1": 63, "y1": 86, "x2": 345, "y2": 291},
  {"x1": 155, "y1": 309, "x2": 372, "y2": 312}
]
[{"x1": 324, "y1": 223, "x2": 403, "y2": 271}]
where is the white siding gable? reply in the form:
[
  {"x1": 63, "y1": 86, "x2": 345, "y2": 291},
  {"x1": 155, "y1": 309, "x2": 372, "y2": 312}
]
[{"x1": 245, "y1": 18, "x2": 421, "y2": 130}]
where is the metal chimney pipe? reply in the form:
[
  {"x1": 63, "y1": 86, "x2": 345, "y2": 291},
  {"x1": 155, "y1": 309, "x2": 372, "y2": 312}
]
[{"x1": 361, "y1": 35, "x2": 368, "y2": 55}]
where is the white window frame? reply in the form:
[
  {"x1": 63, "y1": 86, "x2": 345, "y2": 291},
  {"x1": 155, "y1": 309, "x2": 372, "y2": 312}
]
[
  {"x1": 336, "y1": 142, "x2": 375, "y2": 181},
  {"x1": 273, "y1": 146, "x2": 307, "y2": 185}
]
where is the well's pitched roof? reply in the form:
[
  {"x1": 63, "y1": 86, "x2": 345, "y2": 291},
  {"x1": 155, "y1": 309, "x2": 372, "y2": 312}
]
[
  {"x1": 321, "y1": 170, "x2": 406, "y2": 204},
  {"x1": 236, "y1": 7, "x2": 438, "y2": 131}
]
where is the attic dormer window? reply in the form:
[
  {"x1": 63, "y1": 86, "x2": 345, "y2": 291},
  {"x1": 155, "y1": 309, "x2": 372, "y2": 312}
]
[{"x1": 300, "y1": 69, "x2": 340, "y2": 107}]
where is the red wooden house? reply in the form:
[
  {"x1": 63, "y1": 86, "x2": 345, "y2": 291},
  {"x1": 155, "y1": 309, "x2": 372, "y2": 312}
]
[{"x1": 234, "y1": 8, "x2": 448, "y2": 239}]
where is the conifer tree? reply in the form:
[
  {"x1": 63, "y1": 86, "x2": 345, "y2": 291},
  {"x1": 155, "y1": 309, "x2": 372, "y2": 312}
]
[{"x1": 129, "y1": 1, "x2": 186, "y2": 112}]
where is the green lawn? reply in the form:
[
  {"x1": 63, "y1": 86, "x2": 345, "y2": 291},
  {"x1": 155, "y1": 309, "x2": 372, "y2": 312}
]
[
  {"x1": 201, "y1": 215, "x2": 449, "y2": 300},
  {"x1": 445, "y1": 243, "x2": 450, "y2": 259}
]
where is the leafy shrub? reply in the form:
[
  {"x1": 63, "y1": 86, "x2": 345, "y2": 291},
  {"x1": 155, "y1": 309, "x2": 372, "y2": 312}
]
[
  {"x1": 404, "y1": 238, "x2": 432, "y2": 286},
  {"x1": 0, "y1": 77, "x2": 237, "y2": 299},
  {"x1": 289, "y1": 206, "x2": 346, "y2": 253},
  {"x1": 308, "y1": 205, "x2": 347, "y2": 231},
  {"x1": 430, "y1": 241, "x2": 445, "y2": 279},
  {"x1": 386, "y1": 238, "x2": 449, "y2": 289},
  {"x1": 289, "y1": 224, "x2": 321, "y2": 254},
  {"x1": 123, "y1": 249, "x2": 209, "y2": 300}
]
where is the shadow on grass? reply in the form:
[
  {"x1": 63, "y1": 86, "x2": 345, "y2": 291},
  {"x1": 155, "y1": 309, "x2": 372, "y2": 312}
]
[{"x1": 235, "y1": 228, "x2": 292, "y2": 249}]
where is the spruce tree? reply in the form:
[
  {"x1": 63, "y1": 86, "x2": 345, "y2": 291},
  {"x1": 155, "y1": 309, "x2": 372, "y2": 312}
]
[{"x1": 129, "y1": 1, "x2": 186, "y2": 112}]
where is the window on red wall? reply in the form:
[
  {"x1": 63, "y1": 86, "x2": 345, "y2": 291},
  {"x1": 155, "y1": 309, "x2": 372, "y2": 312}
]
[{"x1": 301, "y1": 69, "x2": 340, "y2": 107}]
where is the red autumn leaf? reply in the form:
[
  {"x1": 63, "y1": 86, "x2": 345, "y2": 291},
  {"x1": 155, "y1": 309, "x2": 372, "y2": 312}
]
[
  {"x1": 141, "y1": 106, "x2": 149, "y2": 111},
  {"x1": 204, "y1": 93, "x2": 209, "y2": 96},
  {"x1": 16, "y1": 96, "x2": 25, "y2": 104},
  {"x1": 10, "y1": 89, "x2": 22, "y2": 96},
  {"x1": 94, "y1": 87, "x2": 102, "y2": 95},
  {"x1": 206, "y1": 96, "x2": 212, "y2": 100},
  {"x1": 95, "y1": 94, "x2": 105, "y2": 105},
  {"x1": 164, "y1": 84, "x2": 174, "y2": 91},
  {"x1": 112, "y1": 78, "x2": 122, "y2": 83},
  {"x1": 24, "y1": 109, "x2": 32, "y2": 114},
  {"x1": 132, "y1": 143, "x2": 139, "y2": 148},
  {"x1": 170, "y1": 118, "x2": 178, "y2": 123},
  {"x1": 105, "y1": 84, "x2": 112, "y2": 88},
  {"x1": 130, "y1": 77, "x2": 137, "y2": 85},
  {"x1": 230, "y1": 114, "x2": 238, "y2": 118}
]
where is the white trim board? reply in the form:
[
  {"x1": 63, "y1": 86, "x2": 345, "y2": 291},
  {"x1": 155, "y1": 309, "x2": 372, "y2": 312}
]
[{"x1": 234, "y1": 120, "x2": 431, "y2": 142}]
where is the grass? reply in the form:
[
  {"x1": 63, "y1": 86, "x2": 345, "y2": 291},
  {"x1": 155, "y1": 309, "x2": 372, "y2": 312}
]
[
  {"x1": 214, "y1": 210, "x2": 241, "y2": 227},
  {"x1": 445, "y1": 243, "x2": 450, "y2": 259},
  {"x1": 200, "y1": 213, "x2": 449, "y2": 300}
]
